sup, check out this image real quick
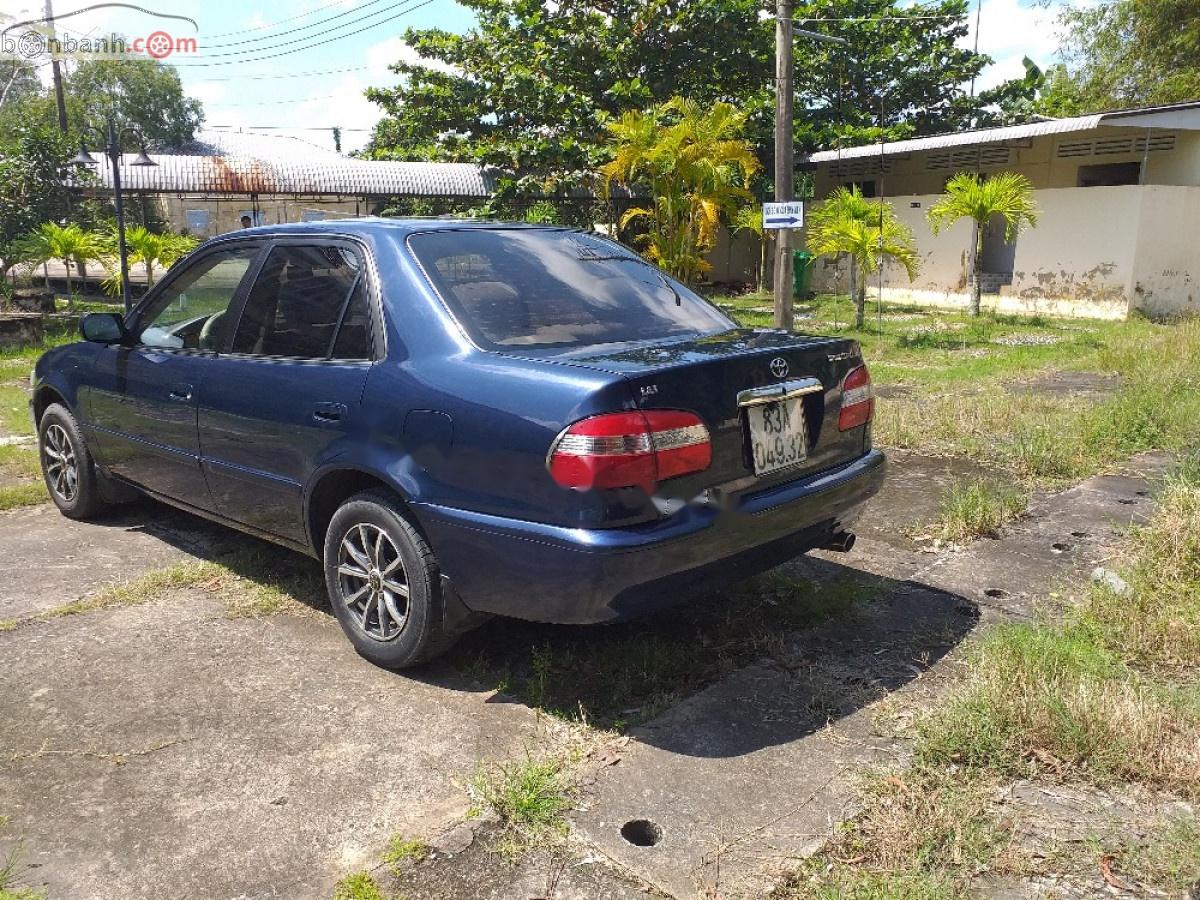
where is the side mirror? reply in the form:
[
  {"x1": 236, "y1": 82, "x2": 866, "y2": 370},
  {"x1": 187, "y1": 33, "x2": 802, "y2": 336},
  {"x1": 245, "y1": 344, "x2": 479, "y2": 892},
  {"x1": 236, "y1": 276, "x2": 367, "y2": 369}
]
[{"x1": 80, "y1": 312, "x2": 127, "y2": 344}]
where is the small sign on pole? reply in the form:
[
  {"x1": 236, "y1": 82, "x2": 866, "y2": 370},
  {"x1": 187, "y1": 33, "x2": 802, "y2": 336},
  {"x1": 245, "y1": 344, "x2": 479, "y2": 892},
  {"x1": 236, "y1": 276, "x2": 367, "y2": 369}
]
[{"x1": 762, "y1": 201, "x2": 804, "y2": 229}]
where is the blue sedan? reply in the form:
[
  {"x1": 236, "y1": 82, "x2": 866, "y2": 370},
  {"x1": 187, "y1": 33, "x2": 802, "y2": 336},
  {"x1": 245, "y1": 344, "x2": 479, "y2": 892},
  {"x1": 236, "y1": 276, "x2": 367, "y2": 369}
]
[{"x1": 31, "y1": 220, "x2": 885, "y2": 668}]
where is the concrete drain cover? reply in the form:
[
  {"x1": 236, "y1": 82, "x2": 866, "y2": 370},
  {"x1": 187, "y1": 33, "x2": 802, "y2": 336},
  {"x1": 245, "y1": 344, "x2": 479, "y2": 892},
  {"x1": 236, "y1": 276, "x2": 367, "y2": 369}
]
[{"x1": 621, "y1": 819, "x2": 662, "y2": 847}]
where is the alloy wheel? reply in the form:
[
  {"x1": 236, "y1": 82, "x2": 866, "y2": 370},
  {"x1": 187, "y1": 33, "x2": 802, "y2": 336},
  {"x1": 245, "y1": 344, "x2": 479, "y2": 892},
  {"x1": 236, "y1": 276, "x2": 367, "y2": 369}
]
[
  {"x1": 336, "y1": 522, "x2": 410, "y2": 641},
  {"x1": 42, "y1": 423, "x2": 78, "y2": 503}
]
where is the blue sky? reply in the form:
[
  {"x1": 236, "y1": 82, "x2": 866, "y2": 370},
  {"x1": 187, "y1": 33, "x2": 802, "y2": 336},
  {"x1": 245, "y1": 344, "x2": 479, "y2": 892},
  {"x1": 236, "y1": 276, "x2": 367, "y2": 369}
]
[{"x1": 15, "y1": 0, "x2": 1069, "y2": 153}]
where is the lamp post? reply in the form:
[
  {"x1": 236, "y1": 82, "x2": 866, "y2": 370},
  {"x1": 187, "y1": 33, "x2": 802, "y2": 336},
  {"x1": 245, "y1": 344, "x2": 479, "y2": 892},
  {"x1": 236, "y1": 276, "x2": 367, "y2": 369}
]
[{"x1": 71, "y1": 120, "x2": 157, "y2": 313}]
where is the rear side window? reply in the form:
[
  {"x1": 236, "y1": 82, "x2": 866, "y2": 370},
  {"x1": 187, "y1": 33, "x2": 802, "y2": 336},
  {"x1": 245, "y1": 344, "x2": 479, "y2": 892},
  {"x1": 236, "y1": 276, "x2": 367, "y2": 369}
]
[
  {"x1": 232, "y1": 244, "x2": 367, "y2": 359},
  {"x1": 408, "y1": 229, "x2": 734, "y2": 350}
]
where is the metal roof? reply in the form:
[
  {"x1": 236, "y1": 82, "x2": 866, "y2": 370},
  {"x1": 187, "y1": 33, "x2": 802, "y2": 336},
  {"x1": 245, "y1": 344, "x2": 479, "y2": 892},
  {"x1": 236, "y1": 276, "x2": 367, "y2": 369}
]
[
  {"x1": 85, "y1": 129, "x2": 497, "y2": 197},
  {"x1": 806, "y1": 100, "x2": 1200, "y2": 163}
]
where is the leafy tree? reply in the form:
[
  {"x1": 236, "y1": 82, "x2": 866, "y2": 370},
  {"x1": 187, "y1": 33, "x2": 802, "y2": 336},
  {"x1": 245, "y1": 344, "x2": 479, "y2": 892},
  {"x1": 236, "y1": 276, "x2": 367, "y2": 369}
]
[
  {"x1": 364, "y1": 0, "x2": 1025, "y2": 177},
  {"x1": 1048, "y1": 0, "x2": 1200, "y2": 111},
  {"x1": 807, "y1": 186, "x2": 919, "y2": 327},
  {"x1": 601, "y1": 97, "x2": 759, "y2": 284},
  {"x1": 66, "y1": 59, "x2": 203, "y2": 148},
  {"x1": 0, "y1": 124, "x2": 74, "y2": 280},
  {"x1": 927, "y1": 172, "x2": 1038, "y2": 317},
  {"x1": 3, "y1": 58, "x2": 203, "y2": 149},
  {"x1": 15, "y1": 222, "x2": 104, "y2": 303}
]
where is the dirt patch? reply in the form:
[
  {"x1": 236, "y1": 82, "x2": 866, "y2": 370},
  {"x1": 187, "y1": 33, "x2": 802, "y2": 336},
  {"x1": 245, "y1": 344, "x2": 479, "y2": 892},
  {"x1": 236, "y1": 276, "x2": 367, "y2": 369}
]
[{"x1": 1005, "y1": 370, "x2": 1122, "y2": 398}]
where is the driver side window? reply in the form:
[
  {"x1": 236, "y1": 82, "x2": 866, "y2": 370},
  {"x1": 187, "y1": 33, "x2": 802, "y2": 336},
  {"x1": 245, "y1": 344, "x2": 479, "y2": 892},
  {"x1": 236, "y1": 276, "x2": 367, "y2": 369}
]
[{"x1": 136, "y1": 246, "x2": 259, "y2": 350}]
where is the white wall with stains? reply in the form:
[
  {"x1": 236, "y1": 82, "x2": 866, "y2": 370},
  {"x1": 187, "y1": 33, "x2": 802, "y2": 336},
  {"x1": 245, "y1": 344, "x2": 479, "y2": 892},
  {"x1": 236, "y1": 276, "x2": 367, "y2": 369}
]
[{"x1": 808, "y1": 183, "x2": 1199, "y2": 320}]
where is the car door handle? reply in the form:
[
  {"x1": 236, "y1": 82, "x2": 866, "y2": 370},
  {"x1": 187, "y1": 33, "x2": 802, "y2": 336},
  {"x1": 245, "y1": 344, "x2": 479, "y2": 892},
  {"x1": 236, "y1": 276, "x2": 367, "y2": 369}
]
[
  {"x1": 168, "y1": 384, "x2": 194, "y2": 402},
  {"x1": 313, "y1": 402, "x2": 346, "y2": 423}
]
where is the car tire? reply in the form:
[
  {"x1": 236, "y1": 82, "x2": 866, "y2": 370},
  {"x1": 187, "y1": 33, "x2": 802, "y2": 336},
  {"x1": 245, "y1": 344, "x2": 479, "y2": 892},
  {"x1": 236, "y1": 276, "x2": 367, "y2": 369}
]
[
  {"x1": 38, "y1": 403, "x2": 111, "y2": 520},
  {"x1": 323, "y1": 490, "x2": 457, "y2": 669}
]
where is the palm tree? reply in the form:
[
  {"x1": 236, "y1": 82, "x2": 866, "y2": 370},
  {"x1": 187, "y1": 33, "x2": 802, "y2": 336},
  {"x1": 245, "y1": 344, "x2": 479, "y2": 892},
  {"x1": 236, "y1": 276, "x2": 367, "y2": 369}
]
[
  {"x1": 731, "y1": 205, "x2": 770, "y2": 294},
  {"x1": 807, "y1": 187, "x2": 920, "y2": 328},
  {"x1": 601, "y1": 97, "x2": 760, "y2": 284},
  {"x1": 15, "y1": 222, "x2": 103, "y2": 306},
  {"x1": 927, "y1": 171, "x2": 1039, "y2": 316},
  {"x1": 101, "y1": 228, "x2": 199, "y2": 297}
]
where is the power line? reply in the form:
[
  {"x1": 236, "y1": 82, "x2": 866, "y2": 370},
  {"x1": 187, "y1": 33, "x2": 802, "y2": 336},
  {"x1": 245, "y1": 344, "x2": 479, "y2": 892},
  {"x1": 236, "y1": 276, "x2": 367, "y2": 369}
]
[
  {"x1": 217, "y1": 93, "x2": 340, "y2": 106},
  {"x1": 201, "y1": 0, "x2": 394, "y2": 50},
  {"x1": 206, "y1": 125, "x2": 375, "y2": 131},
  {"x1": 169, "y1": 0, "x2": 422, "y2": 61},
  {"x1": 187, "y1": 65, "x2": 372, "y2": 82},
  {"x1": 203, "y1": 0, "x2": 370, "y2": 39},
  {"x1": 168, "y1": 0, "x2": 435, "y2": 67}
]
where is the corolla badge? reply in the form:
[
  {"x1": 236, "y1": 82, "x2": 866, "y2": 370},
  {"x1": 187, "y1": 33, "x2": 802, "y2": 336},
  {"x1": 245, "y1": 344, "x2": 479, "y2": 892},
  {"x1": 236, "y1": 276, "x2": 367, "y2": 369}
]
[{"x1": 769, "y1": 357, "x2": 789, "y2": 379}]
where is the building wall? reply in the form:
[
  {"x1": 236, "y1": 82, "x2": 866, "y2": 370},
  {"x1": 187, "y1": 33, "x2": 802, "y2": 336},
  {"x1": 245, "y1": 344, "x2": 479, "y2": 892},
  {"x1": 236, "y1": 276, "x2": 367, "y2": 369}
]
[
  {"x1": 152, "y1": 194, "x2": 373, "y2": 237},
  {"x1": 1129, "y1": 185, "x2": 1200, "y2": 318},
  {"x1": 813, "y1": 126, "x2": 1200, "y2": 199},
  {"x1": 809, "y1": 185, "x2": 1145, "y2": 319}
]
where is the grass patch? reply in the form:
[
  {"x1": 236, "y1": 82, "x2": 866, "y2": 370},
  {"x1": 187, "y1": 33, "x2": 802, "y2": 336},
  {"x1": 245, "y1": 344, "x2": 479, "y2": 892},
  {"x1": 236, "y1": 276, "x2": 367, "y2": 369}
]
[
  {"x1": 450, "y1": 568, "x2": 875, "y2": 728},
  {"x1": 0, "y1": 482, "x2": 45, "y2": 512},
  {"x1": 1079, "y1": 461, "x2": 1200, "y2": 672},
  {"x1": 0, "y1": 838, "x2": 45, "y2": 900},
  {"x1": 1124, "y1": 816, "x2": 1200, "y2": 891},
  {"x1": 776, "y1": 768, "x2": 1019, "y2": 899},
  {"x1": 331, "y1": 871, "x2": 386, "y2": 900},
  {"x1": 927, "y1": 478, "x2": 1027, "y2": 543},
  {"x1": 917, "y1": 464, "x2": 1200, "y2": 797},
  {"x1": 0, "y1": 382, "x2": 32, "y2": 438},
  {"x1": 721, "y1": 293, "x2": 1200, "y2": 487},
  {"x1": 468, "y1": 755, "x2": 573, "y2": 861},
  {"x1": 0, "y1": 546, "x2": 324, "y2": 632},
  {"x1": 381, "y1": 836, "x2": 427, "y2": 876}
]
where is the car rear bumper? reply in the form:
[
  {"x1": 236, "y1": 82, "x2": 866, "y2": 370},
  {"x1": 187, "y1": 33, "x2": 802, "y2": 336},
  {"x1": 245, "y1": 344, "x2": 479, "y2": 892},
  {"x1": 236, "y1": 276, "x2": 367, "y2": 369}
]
[{"x1": 413, "y1": 449, "x2": 886, "y2": 624}]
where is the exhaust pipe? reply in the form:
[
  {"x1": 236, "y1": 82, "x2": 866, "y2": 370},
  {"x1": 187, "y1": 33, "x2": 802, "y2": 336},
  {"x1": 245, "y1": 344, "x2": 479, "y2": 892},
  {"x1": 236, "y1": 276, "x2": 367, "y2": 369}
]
[{"x1": 823, "y1": 531, "x2": 856, "y2": 553}]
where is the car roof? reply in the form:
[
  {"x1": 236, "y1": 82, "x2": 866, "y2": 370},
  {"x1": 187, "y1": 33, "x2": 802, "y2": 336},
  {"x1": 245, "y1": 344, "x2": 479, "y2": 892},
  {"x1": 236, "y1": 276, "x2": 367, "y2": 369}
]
[{"x1": 230, "y1": 217, "x2": 577, "y2": 240}]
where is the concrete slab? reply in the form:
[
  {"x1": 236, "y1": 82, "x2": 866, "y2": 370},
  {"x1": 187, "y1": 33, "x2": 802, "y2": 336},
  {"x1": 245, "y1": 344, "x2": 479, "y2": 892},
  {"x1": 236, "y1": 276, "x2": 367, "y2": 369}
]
[
  {"x1": 0, "y1": 500, "x2": 235, "y2": 619},
  {"x1": 571, "y1": 577, "x2": 974, "y2": 899},
  {"x1": 0, "y1": 593, "x2": 541, "y2": 899},
  {"x1": 573, "y1": 453, "x2": 1170, "y2": 898}
]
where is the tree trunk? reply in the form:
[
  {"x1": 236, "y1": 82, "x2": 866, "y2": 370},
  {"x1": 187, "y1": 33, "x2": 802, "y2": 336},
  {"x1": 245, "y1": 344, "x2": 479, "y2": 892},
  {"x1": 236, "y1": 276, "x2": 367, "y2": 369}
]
[
  {"x1": 969, "y1": 220, "x2": 982, "y2": 316},
  {"x1": 758, "y1": 235, "x2": 767, "y2": 294},
  {"x1": 63, "y1": 259, "x2": 74, "y2": 310},
  {"x1": 850, "y1": 256, "x2": 865, "y2": 329}
]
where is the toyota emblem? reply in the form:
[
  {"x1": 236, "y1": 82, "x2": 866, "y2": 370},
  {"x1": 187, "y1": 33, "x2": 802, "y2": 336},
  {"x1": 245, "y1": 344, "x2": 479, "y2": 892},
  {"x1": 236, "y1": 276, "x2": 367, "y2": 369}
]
[{"x1": 769, "y1": 357, "x2": 789, "y2": 379}]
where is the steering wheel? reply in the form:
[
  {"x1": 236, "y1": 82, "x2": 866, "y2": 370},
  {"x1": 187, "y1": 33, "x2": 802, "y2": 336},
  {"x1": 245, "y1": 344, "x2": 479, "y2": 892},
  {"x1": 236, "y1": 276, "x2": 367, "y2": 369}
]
[{"x1": 198, "y1": 310, "x2": 227, "y2": 351}]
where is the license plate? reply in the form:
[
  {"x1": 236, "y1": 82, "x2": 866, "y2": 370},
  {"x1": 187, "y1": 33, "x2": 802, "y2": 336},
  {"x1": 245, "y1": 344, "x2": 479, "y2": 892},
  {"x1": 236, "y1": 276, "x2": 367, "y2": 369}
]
[{"x1": 747, "y1": 397, "x2": 808, "y2": 475}]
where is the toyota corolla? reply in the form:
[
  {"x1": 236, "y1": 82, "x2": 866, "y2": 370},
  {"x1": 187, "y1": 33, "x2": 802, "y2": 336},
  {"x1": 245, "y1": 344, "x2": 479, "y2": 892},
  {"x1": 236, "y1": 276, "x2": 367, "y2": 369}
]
[{"x1": 31, "y1": 220, "x2": 885, "y2": 668}]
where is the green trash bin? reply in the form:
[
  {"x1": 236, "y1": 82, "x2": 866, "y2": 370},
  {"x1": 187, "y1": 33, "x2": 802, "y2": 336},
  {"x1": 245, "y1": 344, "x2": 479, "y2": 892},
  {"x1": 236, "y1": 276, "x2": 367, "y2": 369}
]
[{"x1": 792, "y1": 250, "x2": 815, "y2": 299}]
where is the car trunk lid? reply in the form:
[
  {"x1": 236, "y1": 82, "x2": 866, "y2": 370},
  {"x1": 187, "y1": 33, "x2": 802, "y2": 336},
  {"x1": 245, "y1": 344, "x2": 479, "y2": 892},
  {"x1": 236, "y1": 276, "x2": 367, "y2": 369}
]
[{"x1": 510, "y1": 328, "x2": 870, "y2": 500}]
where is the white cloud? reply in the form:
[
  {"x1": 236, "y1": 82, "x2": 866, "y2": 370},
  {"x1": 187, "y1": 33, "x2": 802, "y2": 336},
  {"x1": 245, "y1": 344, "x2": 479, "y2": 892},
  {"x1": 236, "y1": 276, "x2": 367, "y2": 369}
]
[
  {"x1": 962, "y1": 0, "x2": 1065, "y2": 91},
  {"x1": 365, "y1": 35, "x2": 460, "y2": 77}
]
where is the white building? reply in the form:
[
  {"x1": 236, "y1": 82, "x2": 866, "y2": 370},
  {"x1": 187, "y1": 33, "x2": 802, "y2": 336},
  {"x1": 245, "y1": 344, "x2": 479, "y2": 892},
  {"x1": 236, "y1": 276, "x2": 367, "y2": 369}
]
[{"x1": 803, "y1": 101, "x2": 1200, "y2": 319}]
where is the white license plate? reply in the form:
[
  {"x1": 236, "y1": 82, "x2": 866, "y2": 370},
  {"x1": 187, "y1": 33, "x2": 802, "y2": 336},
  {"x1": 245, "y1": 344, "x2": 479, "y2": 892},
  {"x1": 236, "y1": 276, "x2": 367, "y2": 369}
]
[{"x1": 747, "y1": 397, "x2": 808, "y2": 475}]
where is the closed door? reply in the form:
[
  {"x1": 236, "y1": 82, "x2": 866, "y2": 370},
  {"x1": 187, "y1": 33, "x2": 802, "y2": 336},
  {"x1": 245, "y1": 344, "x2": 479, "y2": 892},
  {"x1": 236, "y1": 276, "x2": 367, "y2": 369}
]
[
  {"x1": 197, "y1": 242, "x2": 375, "y2": 543},
  {"x1": 87, "y1": 244, "x2": 262, "y2": 507}
]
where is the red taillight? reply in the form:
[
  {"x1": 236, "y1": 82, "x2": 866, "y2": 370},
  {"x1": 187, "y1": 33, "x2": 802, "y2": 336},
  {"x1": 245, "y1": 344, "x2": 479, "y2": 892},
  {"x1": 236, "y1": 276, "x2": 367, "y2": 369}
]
[
  {"x1": 838, "y1": 364, "x2": 874, "y2": 431},
  {"x1": 548, "y1": 410, "x2": 711, "y2": 492}
]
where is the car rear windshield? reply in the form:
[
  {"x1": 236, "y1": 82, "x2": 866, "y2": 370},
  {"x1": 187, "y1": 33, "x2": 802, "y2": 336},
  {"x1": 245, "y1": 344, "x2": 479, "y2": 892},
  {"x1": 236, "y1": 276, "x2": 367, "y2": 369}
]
[{"x1": 407, "y1": 228, "x2": 735, "y2": 350}]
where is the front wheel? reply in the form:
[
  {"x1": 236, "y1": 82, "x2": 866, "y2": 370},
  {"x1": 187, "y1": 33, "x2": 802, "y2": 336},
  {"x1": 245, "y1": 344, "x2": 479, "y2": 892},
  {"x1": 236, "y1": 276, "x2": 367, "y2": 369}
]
[
  {"x1": 38, "y1": 403, "x2": 110, "y2": 520},
  {"x1": 322, "y1": 491, "x2": 456, "y2": 669}
]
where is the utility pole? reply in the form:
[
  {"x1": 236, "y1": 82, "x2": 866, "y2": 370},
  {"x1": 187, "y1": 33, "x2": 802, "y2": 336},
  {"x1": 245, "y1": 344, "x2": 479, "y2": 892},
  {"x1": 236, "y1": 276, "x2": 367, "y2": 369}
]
[
  {"x1": 773, "y1": 0, "x2": 795, "y2": 331},
  {"x1": 43, "y1": 0, "x2": 68, "y2": 133}
]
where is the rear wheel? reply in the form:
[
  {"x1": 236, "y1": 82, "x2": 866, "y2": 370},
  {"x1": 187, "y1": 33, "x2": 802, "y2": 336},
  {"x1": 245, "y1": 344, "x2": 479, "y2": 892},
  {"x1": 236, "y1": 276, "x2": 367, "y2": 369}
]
[
  {"x1": 322, "y1": 491, "x2": 456, "y2": 669},
  {"x1": 38, "y1": 403, "x2": 110, "y2": 520}
]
